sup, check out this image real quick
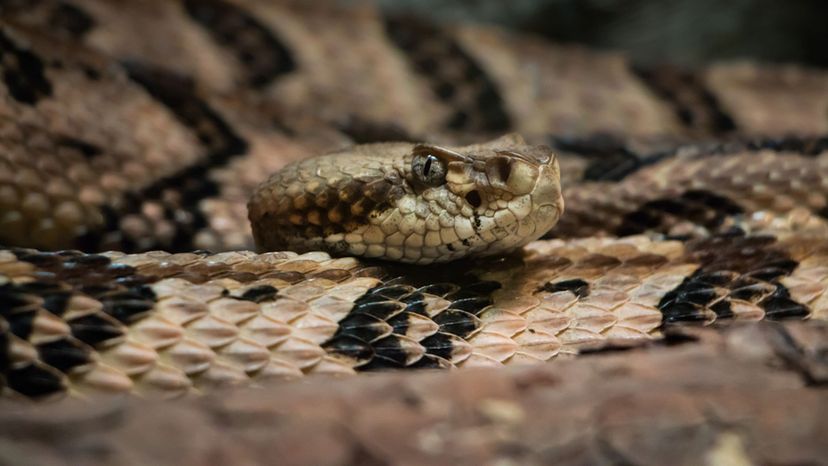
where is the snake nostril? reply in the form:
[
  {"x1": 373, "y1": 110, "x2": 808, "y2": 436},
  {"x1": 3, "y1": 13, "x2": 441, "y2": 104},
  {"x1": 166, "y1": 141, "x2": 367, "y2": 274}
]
[
  {"x1": 465, "y1": 190, "x2": 482, "y2": 208},
  {"x1": 495, "y1": 157, "x2": 511, "y2": 183}
]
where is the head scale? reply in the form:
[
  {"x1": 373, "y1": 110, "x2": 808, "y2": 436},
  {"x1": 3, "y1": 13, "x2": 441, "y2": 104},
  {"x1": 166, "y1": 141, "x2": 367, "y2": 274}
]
[{"x1": 249, "y1": 134, "x2": 564, "y2": 264}]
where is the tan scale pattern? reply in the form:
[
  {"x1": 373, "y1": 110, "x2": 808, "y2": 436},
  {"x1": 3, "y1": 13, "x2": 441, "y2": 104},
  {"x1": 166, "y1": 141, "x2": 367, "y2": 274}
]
[
  {"x1": 453, "y1": 25, "x2": 684, "y2": 139},
  {"x1": 705, "y1": 63, "x2": 828, "y2": 136},
  {"x1": 1, "y1": 0, "x2": 828, "y2": 405},
  {"x1": 3, "y1": 226, "x2": 828, "y2": 400},
  {"x1": 554, "y1": 148, "x2": 828, "y2": 238}
]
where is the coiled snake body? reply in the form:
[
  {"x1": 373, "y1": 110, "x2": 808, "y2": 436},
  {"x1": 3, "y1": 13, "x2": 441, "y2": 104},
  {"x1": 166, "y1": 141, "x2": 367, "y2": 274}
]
[{"x1": 1, "y1": 0, "x2": 827, "y2": 401}]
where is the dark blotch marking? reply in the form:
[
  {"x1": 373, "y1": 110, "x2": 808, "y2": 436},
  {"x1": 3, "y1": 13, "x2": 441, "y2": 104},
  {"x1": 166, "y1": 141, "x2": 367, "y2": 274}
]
[
  {"x1": 417, "y1": 283, "x2": 458, "y2": 297},
  {"x1": 41, "y1": 290, "x2": 72, "y2": 316},
  {"x1": 761, "y1": 286, "x2": 810, "y2": 320},
  {"x1": 386, "y1": 312, "x2": 411, "y2": 336},
  {"x1": 5, "y1": 309, "x2": 35, "y2": 340},
  {"x1": 354, "y1": 293, "x2": 391, "y2": 306},
  {"x1": 57, "y1": 136, "x2": 103, "y2": 159},
  {"x1": 371, "y1": 335, "x2": 410, "y2": 367},
  {"x1": 421, "y1": 333, "x2": 455, "y2": 360},
  {"x1": 558, "y1": 134, "x2": 828, "y2": 185},
  {"x1": 335, "y1": 313, "x2": 389, "y2": 343},
  {"x1": 238, "y1": 285, "x2": 279, "y2": 303},
  {"x1": 660, "y1": 300, "x2": 709, "y2": 324},
  {"x1": 124, "y1": 64, "x2": 246, "y2": 160},
  {"x1": 658, "y1": 230, "x2": 810, "y2": 325},
  {"x1": 632, "y1": 64, "x2": 736, "y2": 135},
  {"x1": 323, "y1": 335, "x2": 374, "y2": 363},
  {"x1": 464, "y1": 281, "x2": 502, "y2": 294},
  {"x1": 448, "y1": 296, "x2": 492, "y2": 315},
  {"x1": 323, "y1": 266, "x2": 500, "y2": 372},
  {"x1": 336, "y1": 117, "x2": 415, "y2": 144},
  {"x1": 351, "y1": 301, "x2": 405, "y2": 320},
  {"x1": 402, "y1": 296, "x2": 428, "y2": 316},
  {"x1": 550, "y1": 133, "x2": 645, "y2": 182},
  {"x1": 729, "y1": 282, "x2": 773, "y2": 302},
  {"x1": 184, "y1": 0, "x2": 295, "y2": 88},
  {"x1": 472, "y1": 214, "x2": 482, "y2": 233},
  {"x1": 36, "y1": 338, "x2": 92, "y2": 373},
  {"x1": 616, "y1": 189, "x2": 744, "y2": 237},
  {"x1": 0, "y1": 30, "x2": 53, "y2": 104},
  {"x1": 64, "y1": 253, "x2": 111, "y2": 268},
  {"x1": 101, "y1": 299, "x2": 154, "y2": 323},
  {"x1": 68, "y1": 314, "x2": 125, "y2": 346},
  {"x1": 6, "y1": 363, "x2": 65, "y2": 399},
  {"x1": 383, "y1": 16, "x2": 511, "y2": 133},
  {"x1": 538, "y1": 278, "x2": 590, "y2": 298},
  {"x1": 87, "y1": 63, "x2": 249, "y2": 253},
  {"x1": 0, "y1": 322, "x2": 9, "y2": 372},
  {"x1": 710, "y1": 300, "x2": 734, "y2": 318},
  {"x1": 371, "y1": 285, "x2": 415, "y2": 300},
  {"x1": 409, "y1": 354, "x2": 451, "y2": 369},
  {"x1": 433, "y1": 309, "x2": 478, "y2": 338},
  {"x1": 50, "y1": 2, "x2": 96, "y2": 38},
  {"x1": 12, "y1": 251, "x2": 63, "y2": 268}
]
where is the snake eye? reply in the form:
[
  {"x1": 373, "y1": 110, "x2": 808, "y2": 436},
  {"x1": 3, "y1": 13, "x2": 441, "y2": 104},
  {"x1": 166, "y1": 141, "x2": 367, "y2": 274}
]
[{"x1": 412, "y1": 153, "x2": 447, "y2": 187}]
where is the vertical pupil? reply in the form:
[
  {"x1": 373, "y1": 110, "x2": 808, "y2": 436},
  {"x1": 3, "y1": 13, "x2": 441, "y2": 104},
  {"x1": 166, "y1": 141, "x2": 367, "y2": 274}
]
[{"x1": 423, "y1": 156, "x2": 433, "y2": 177}]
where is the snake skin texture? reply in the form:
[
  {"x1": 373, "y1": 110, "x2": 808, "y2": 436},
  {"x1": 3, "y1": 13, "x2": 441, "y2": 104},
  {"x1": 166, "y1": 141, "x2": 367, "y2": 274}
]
[
  {"x1": 1, "y1": 0, "x2": 827, "y2": 400},
  {"x1": 248, "y1": 136, "x2": 564, "y2": 263}
]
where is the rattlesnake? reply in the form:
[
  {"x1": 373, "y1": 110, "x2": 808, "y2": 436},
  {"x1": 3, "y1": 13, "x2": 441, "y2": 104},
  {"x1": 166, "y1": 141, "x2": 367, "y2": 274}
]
[{"x1": 1, "y1": 0, "x2": 827, "y2": 401}]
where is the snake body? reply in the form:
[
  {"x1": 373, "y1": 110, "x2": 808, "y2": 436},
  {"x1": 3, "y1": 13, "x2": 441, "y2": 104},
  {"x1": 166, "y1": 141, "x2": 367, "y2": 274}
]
[{"x1": 1, "y1": 0, "x2": 828, "y2": 401}]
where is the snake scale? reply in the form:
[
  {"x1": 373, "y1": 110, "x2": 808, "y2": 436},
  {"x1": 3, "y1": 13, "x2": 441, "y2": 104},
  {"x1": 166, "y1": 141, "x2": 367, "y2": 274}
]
[{"x1": 1, "y1": 0, "x2": 827, "y2": 401}]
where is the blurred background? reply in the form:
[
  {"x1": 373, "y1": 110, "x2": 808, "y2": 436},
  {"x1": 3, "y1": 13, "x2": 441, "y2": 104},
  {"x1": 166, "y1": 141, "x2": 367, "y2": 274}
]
[{"x1": 352, "y1": 0, "x2": 828, "y2": 68}]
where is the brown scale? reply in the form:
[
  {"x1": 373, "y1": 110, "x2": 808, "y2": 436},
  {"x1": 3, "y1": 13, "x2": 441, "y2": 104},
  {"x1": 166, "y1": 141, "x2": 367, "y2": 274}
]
[
  {"x1": 383, "y1": 16, "x2": 512, "y2": 134},
  {"x1": 0, "y1": 22, "x2": 314, "y2": 254},
  {"x1": 182, "y1": 0, "x2": 296, "y2": 88},
  {"x1": 451, "y1": 25, "x2": 685, "y2": 139},
  {"x1": 0, "y1": 24, "x2": 219, "y2": 251},
  {"x1": 6, "y1": 0, "x2": 828, "y2": 144},
  {"x1": 250, "y1": 172, "x2": 405, "y2": 253},
  {"x1": 2, "y1": 0, "x2": 243, "y2": 92},
  {"x1": 632, "y1": 64, "x2": 737, "y2": 136},
  {"x1": 552, "y1": 146, "x2": 828, "y2": 238},
  {"x1": 2, "y1": 230, "x2": 828, "y2": 400},
  {"x1": 657, "y1": 232, "x2": 812, "y2": 324},
  {"x1": 704, "y1": 63, "x2": 828, "y2": 136},
  {"x1": 0, "y1": 0, "x2": 95, "y2": 40},
  {"x1": 614, "y1": 190, "x2": 745, "y2": 237},
  {"x1": 1, "y1": 248, "x2": 154, "y2": 399}
]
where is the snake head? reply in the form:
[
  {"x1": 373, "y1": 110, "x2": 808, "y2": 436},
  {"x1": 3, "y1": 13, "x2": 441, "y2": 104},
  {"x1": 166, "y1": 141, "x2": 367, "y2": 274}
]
[
  {"x1": 401, "y1": 134, "x2": 564, "y2": 262},
  {"x1": 249, "y1": 134, "x2": 563, "y2": 264}
]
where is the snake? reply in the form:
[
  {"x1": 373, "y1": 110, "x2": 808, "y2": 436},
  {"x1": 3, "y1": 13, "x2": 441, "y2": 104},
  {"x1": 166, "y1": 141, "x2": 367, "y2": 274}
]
[
  {"x1": 1, "y1": 0, "x2": 828, "y2": 401},
  {"x1": 248, "y1": 135, "x2": 564, "y2": 264}
]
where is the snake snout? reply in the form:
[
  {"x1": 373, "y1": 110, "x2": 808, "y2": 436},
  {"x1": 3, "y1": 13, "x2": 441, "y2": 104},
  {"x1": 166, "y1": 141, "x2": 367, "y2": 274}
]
[{"x1": 484, "y1": 150, "x2": 551, "y2": 196}]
